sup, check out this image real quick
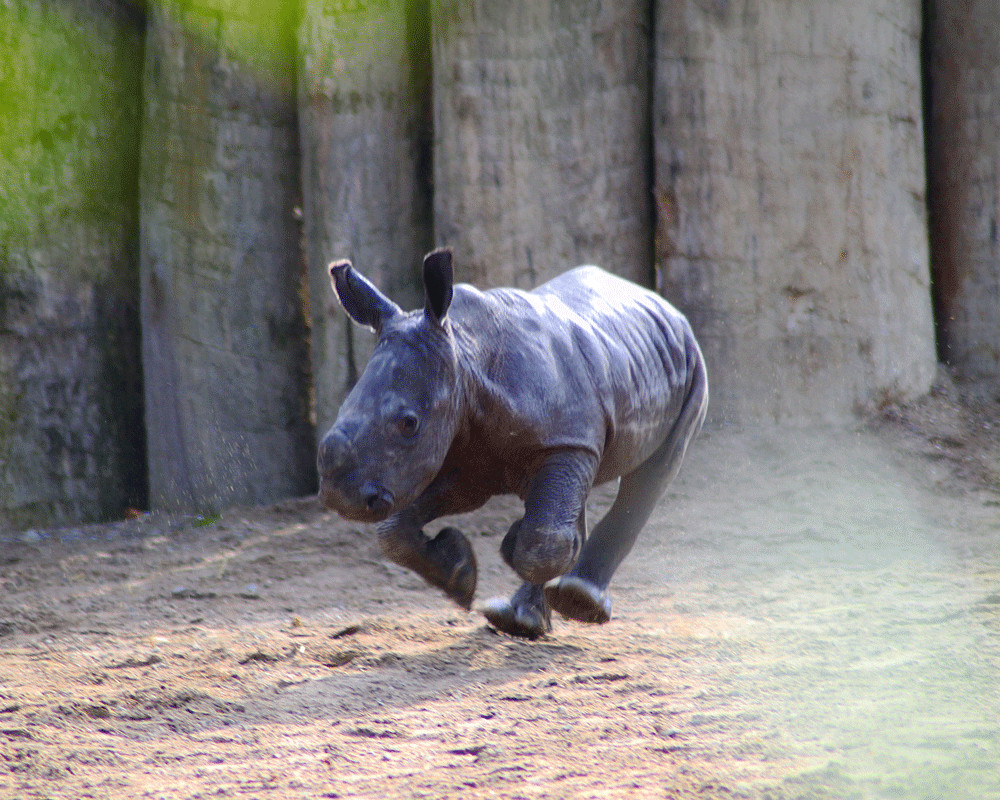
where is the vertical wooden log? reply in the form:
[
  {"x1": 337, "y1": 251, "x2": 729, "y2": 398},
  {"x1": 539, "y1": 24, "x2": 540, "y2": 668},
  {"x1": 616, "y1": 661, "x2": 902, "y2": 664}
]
[
  {"x1": 654, "y1": 0, "x2": 937, "y2": 423},
  {"x1": 0, "y1": 0, "x2": 145, "y2": 528},
  {"x1": 432, "y1": 0, "x2": 653, "y2": 289},
  {"x1": 141, "y1": 1, "x2": 315, "y2": 513},
  {"x1": 298, "y1": 0, "x2": 432, "y2": 438},
  {"x1": 927, "y1": 0, "x2": 1000, "y2": 393}
]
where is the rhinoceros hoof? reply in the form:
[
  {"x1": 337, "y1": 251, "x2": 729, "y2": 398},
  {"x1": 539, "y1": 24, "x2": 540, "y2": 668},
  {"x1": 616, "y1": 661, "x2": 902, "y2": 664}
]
[
  {"x1": 481, "y1": 597, "x2": 551, "y2": 640},
  {"x1": 543, "y1": 576, "x2": 612, "y2": 624},
  {"x1": 430, "y1": 527, "x2": 477, "y2": 610},
  {"x1": 446, "y1": 558, "x2": 477, "y2": 611}
]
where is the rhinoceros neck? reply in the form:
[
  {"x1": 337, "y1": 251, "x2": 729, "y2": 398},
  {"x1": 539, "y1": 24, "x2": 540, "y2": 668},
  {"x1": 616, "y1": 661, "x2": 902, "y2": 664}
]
[
  {"x1": 447, "y1": 283, "x2": 603, "y2": 467},
  {"x1": 447, "y1": 285, "x2": 512, "y2": 428}
]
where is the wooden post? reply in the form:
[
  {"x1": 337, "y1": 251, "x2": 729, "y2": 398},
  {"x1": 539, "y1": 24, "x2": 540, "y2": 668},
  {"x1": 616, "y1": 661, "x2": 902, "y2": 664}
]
[
  {"x1": 927, "y1": 0, "x2": 1000, "y2": 394},
  {"x1": 0, "y1": 0, "x2": 145, "y2": 528},
  {"x1": 298, "y1": 0, "x2": 433, "y2": 438},
  {"x1": 654, "y1": 0, "x2": 937, "y2": 423},
  {"x1": 431, "y1": 0, "x2": 653, "y2": 289},
  {"x1": 140, "y1": 2, "x2": 315, "y2": 512}
]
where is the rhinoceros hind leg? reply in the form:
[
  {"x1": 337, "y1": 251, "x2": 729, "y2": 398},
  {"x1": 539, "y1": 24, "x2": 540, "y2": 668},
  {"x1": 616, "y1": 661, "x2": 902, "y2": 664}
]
[
  {"x1": 543, "y1": 575, "x2": 612, "y2": 624},
  {"x1": 481, "y1": 583, "x2": 551, "y2": 639},
  {"x1": 566, "y1": 357, "x2": 708, "y2": 597}
]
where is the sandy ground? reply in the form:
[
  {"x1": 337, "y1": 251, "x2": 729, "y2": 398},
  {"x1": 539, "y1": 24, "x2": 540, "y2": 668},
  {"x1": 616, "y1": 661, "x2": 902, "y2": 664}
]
[{"x1": 2, "y1": 380, "x2": 999, "y2": 799}]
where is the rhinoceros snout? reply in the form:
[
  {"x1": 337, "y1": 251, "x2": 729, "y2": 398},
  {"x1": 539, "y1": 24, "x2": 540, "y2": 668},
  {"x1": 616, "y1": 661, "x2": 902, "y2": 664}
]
[
  {"x1": 317, "y1": 428, "x2": 396, "y2": 521},
  {"x1": 317, "y1": 428, "x2": 351, "y2": 479}
]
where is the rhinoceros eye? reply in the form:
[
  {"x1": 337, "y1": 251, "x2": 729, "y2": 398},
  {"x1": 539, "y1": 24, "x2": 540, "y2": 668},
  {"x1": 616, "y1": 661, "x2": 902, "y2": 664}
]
[{"x1": 397, "y1": 411, "x2": 420, "y2": 437}]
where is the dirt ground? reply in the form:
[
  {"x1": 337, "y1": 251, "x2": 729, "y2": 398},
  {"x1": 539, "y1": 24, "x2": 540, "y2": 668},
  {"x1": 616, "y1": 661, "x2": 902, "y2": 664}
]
[{"x1": 2, "y1": 376, "x2": 999, "y2": 799}]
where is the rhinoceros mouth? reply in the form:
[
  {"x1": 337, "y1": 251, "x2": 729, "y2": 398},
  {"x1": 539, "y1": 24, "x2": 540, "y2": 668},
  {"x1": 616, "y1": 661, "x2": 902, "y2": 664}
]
[{"x1": 319, "y1": 478, "x2": 395, "y2": 523}]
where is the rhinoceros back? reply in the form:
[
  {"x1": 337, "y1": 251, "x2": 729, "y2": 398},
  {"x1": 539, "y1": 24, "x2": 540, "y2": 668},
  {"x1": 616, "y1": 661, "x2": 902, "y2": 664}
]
[{"x1": 449, "y1": 266, "x2": 702, "y2": 484}]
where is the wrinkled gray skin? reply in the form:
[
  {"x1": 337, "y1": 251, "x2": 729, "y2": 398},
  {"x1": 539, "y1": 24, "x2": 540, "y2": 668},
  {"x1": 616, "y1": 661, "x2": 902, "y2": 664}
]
[{"x1": 318, "y1": 249, "x2": 708, "y2": 639}]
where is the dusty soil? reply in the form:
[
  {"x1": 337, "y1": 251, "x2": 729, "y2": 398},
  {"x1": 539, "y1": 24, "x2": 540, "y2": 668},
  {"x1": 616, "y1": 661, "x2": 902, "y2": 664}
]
[{"x1": 2, "y1": 378, "x2": 999, "y2": 799}]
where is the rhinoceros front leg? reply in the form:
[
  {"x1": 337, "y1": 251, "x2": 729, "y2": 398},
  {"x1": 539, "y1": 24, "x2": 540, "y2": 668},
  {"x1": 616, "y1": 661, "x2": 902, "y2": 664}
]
[
  {"x1": 482, "y1": 451, "x2": 595, "y2": 638},
  {"x1": 500, "y1": 451, "x2": 596, "y2": 584},
  {"x1": 376, "y1": 494, "x2": 478, "y2": 610},
  {"x1": 481, "y1": 582, "x2": 552, "y2": 640}
]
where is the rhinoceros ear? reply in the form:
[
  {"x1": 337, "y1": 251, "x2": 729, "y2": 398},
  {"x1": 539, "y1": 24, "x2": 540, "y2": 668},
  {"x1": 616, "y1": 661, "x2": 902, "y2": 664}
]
[
  {"x1": 330, "y1": 260, "x2": 400, "y2": 332},
  {"x1": 423, "y1": 248, "x2": 453, "y2": 325}
]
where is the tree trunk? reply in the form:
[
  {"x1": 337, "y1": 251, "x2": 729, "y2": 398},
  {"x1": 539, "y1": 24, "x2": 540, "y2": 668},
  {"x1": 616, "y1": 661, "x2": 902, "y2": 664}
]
[
  {"x1": 0, "y1": 0, "x2": 145, "y2": 529},
  {"x1": 654, "y1": 0, "x2": 937, "y2": 423},
  {"x1": 298, "y1": 0, "x2": 432, "y2": 438},
  {"x1": 140, "y1": 2, "x2": 315, "y2": 513},
  {"x1": 927, "y1": 0, "x2": 1000, "y2": 393},
  {"x1": 431, "y1": 0, "x2": 653, "y2": 289}
]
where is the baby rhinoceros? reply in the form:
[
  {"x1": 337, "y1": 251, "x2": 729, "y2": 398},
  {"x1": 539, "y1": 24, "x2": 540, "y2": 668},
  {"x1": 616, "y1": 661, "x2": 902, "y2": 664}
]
[{"x1": 317, "y1": 248, "x2": 708, "y2": 639}]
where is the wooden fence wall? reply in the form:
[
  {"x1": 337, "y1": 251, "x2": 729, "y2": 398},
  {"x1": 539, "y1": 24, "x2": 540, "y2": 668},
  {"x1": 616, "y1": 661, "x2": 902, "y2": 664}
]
[{"x1": 0, "y1": 0, "x2": 996, "y2": 525}]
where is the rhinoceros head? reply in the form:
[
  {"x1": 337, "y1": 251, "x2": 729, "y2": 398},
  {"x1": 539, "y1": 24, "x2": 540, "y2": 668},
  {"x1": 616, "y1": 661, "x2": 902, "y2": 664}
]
[{"x1": 317, "y1": 249, "x2": 460, "y2": 522}]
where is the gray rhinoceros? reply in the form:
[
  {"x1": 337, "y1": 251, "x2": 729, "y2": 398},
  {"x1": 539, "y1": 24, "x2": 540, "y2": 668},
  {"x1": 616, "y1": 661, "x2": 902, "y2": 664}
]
[{"x1": 318, "y1": 249, "x2": 707, "y2": 638}]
